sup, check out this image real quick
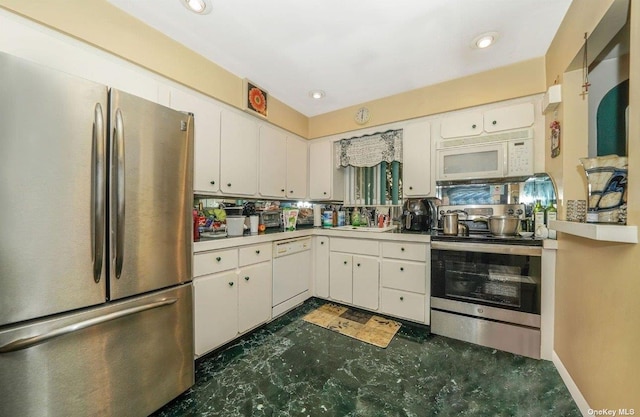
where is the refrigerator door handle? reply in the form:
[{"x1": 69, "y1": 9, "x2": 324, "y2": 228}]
[
  {"x1": 92, "y1": 103, "x2": 106, "y2": 283},
  {"x1": 113, "y1": 108, "x2": 125, "y2": 279},
  {"x1": 0, "y1": 298, "x2": 178, "y2": 353}
]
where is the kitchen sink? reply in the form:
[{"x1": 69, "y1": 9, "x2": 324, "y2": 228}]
[{"x1": 331, "y1": 225, "x2": 397, "y2": 233}]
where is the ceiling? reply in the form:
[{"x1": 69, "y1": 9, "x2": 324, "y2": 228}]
[{"x1": 107, "y1": 0, "x2": 573, "y2": 117}]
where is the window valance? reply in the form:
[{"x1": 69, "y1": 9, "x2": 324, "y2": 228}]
[{"x1": 335, "y1": 129, "x2": 403, "y2": 168}]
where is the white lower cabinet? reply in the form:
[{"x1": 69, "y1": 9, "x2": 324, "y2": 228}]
[
  {"x1": 352, "y1": 256, "x2": 379, "y2": 310},
  {"x1": 238, "y1": 262, "x2": 272, "y2": 333},
  {"x1": 193, "y1": 270, "x2": 238, "y2": 356},
  {"x1": 379, "y1": 241, "x2": 430, "y2": 324},
  {"x1": 193, "y1": 244, "x2": 272, "y2": 357},
  {"x1": 380, "y1": 288, "x2": 425, "y2": 323},
  {"x1": 314, "y1": 236, "x2": 330, "y2": 298},
  {"x1": 329, "y1": 238, "x2": 380, "y2": 310},
  {"x1": 329, "y1": 253, "x2": 353, "y2": 304}
]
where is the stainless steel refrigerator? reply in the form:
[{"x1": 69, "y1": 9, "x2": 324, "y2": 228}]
[{"x1": 0, "y1": 52, "x2": 194, "y2": 416}]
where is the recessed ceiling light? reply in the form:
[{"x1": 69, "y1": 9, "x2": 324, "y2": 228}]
[
  {"x1": 472, "y1": 32, "x2": 499, "y2": 49},
  {"x1": 309, "y1": 90, "x2": 326, "y2": 100},
  {"x1": 181, "y1": 0, "x2": 211, "y2": 14}
]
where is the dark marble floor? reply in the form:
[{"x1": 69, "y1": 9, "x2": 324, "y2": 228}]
[{"x1": 153, "y1": 299, "x2": 581, "y2": 417}]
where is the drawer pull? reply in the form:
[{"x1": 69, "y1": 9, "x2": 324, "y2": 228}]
[
  {"x1": 321, "y1": 241, "x2": 324, "y2": 245},
  {"x1": 281, "y1": 188, "x2": 285, "y2": 192},
  {"x1": 255, "y1": 250, "x2": 260, "y2": 254},
  {"x1": 344, "y1": 261, "x2": 348, "y2": 265},
  {"x1": 400, "y1": 267, "x2": 404, "y2": 271},
  {"x1": 400, "y1": 296, "x2": 404, "y2": 301},
  {"x1": 244, "y1": 276, "x2": 250, "y2": 281},
  {"x1": 401, "y1": 247, "x2": 405, "y2": 252},
  {"x1": 216, "y1": 257, "x2": 222, "y2": 262},
  {"x1": 472, "y1": 124, "x2": 477, "y2": 129},
  {"x1": 357, "y1": 263, "x2": 361, "y2": 267},
  {"x1": 228, "y1": 282, "x2": 234, "y2": 287},
  {"x1": 210, "y1": 180, "x2": 215, "y2": 185}
]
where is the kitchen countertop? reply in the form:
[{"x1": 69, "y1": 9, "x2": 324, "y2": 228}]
[
  {"x1": 193, "y1": 225, "x2": 558, "y2": 253},
  {"x1": 193, "y1": 225, "x2": 432, "y2": 253}
]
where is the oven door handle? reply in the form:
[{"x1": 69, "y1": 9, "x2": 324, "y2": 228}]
[{"x1": 431, "y1": 241, "x2": 542, "y2": 256}]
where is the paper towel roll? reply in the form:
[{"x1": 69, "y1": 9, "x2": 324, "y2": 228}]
[{"x1": 313, "y1": 205, "x2": 322, "y2": 227}]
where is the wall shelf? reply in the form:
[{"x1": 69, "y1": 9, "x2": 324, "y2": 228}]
[{"x1": 549, "y1": 220, "x2": 638, "y2": 243}]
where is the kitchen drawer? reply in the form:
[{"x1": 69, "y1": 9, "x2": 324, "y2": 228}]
[
  {"x1": 382, "y1": 242, "x2": 427, "y2": 262},
  {"x1": 330, "y1": 237, "x2": 378, "y2": 256},
  {"x1": 381, "y1": 259, "x2": 426, "y2": 294},
  {"x1": 380, "y1": 288, "x2": 425, "y2": 323},
  {"x1": 239, "y1": 243, "x2": 272, "y2": 267},
  {"x1": 193, "y1": 249, "x2": 239, "y2": 277}
]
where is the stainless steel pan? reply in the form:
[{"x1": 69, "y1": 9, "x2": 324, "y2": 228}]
[{"x1": 473, "y1": 215, "x2": 520, "y2": 236}]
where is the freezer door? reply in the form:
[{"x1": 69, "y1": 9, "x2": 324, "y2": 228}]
[
  {"x1": 109, "y1": 89, "x2": 194, "y2": 300},
  {"x1": 0, "y1": 52, "x2": 108, "y2": 327},
  {"x1": 0, "y1": 284, "x2": 194, "y2": 417}
]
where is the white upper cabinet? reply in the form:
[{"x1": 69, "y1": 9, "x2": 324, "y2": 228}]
[
  {"x1": 309, "y1": 140, "x2": 343, "y2": 200},
  {"x1": 483, "y1": 102, "x2": 534, "y2": 133},
  {"x1": 440, "y1": 102, "x2": 535, "y2": 138},
  {"x1": 258, "y1": 124, "x2": 287, "y2": 198},
  {"x1": 403, "y1": 121, "x2": 432, "y2": 197},
  {"x1": 440, "y1": 112, "x2": 483, "y2": 139},
  {"x1": 286, "y1": 136, "x2": 308, "y2": 199},
  {"x1": 169, "y1": 88, "x2": 221, "y2": 194},
  {"x1": 220, "y1": 110, "x2": 258, "y2": 196}
]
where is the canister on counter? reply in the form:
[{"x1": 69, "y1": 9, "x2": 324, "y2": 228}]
[
  {"x1": 338, "y1": 211, "x2": 346, "y2": 227},
  {"x1": 322, "y1": 210, "x2": 333, "y2": 228}
]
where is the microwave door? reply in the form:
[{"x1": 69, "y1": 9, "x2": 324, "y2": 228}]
[{"x1": 437, "y1": 143, "x2": 506, "y2": 181}]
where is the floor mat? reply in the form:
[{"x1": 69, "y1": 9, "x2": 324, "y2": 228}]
[{"x1": 302, "y1": 303, "x2": 401, "y2": 348}]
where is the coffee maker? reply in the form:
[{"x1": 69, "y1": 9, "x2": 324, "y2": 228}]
[{"x1": 402, "y1": 199, "x2": 431, "y2": 231}]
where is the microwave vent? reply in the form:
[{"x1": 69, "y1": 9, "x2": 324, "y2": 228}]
[{"x1": 438, "y1": 128, "x2": 533, "y2": 149}]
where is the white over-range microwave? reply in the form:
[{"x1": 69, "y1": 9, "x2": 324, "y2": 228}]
[{"x1": 436, "y1": 128, "x2": 534, "y2": 181}]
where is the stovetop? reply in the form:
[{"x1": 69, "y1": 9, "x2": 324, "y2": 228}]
[{"x1": 430, "y1": 230, "x2": 543, "y2": 246}]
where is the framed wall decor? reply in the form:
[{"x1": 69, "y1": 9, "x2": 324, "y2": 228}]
[{"x1": 243, "y1": 79, "x2": 268, "y2": 118}]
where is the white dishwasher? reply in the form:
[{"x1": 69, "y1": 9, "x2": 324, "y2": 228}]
[{"x1": 272, "y1": 237, "x2": 312, "y2": 317}]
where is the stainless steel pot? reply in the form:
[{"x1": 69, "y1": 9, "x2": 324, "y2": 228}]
[
  {"x1": 442, "y1": 213, "x2": 459, "y2": 235},
  {"x1": 474, "y1": 215, "x2": 520, "y2": 236}
]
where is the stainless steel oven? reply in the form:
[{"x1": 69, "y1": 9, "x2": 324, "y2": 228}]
[{"x1": 430, "y1": 238, "x2": 542, "y2": 359}]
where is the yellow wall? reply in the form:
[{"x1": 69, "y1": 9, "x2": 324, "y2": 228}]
[
  {"x1": 0, "y1": 0, "x2": 309, "y2": 138},
  {"x1": 545, "y1": 0, "x2": 640, "y2": 410},
  {"x1": 308, "y1": 58, "x2": 546, "y2": 139}
]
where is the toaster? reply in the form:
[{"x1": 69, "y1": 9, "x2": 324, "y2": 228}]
[{"x1": 260, "y1": 210, "x2": 281, "y2": 228}]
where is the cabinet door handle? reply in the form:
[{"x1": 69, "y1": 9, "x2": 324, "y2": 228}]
[
  {"x1": 227, "y1": 183, "x2": 232, "y2": 187},
  {"x1": 400, "y1": 267, "x2": 404, "y2": 271},
  {"x1": 216, "y1": 257, "x2": 221, "y2": 262},
  {"x1": 323, "y1": 191, "x2": 327, "y2": 195},
  {"x1": 401, "y1": 247, "x2": 405, "y2": 252},
  {"x1": 255, "y1": 250, "x2": 260, "y2": 254},
  {"x1": 472, "y1": 124, "x2": 477, "y2": 129},
  {"x1": 244, "y1": 276, "x2": 250, "y2": 281},
  {"x1": 320, "y1": 241, "x2": 324, "y2": 245},
  {"x1": 343, "y1": 261, "x2": 347, "y2": 265},
  {"x1": 281, "y1": 188, "x2": 285, "y2": 192},
  {"x1": 228, "y1": 282, "x2": 234, "y2": 287},
  {"x1": 409, "y1": 186, "x2": 413, "y2": 190},
  {"x1": 400, "y1": 296, "x2": 404, "y2": 301},
  {"x1": 357, "y1": 263, "x2": 361, "y2": 267},
  {"x1": 289, "y1": 190, "x2": 293, "y2": 194},
  {"x1": 492, "y1": 120, "x2": 497, "y2": 125},
  {"x1": 210, "y1": 180, "x2": 216, "y2": 185}
]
